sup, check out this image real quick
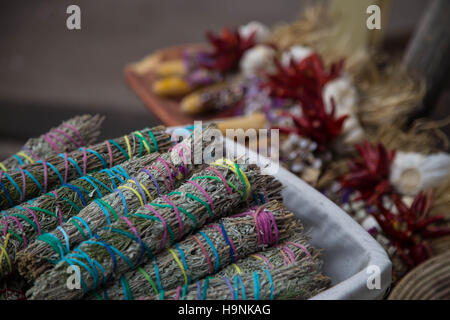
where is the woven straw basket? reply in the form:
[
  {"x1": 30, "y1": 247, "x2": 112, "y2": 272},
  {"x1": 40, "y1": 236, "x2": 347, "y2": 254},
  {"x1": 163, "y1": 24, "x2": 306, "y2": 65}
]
[{"x1": 388, "y1": 251, "x2": 450, "y2": 300}]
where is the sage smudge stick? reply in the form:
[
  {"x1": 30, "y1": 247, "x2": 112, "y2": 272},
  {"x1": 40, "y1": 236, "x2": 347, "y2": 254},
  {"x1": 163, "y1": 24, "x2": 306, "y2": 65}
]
[
  {"x1": 0, "y1": 153, "x2": 159, "y2": 278},
  {"x1": 27, "y1": 159, "x2": 282, "y2": 299},
  {"x1": 91, "y1": 200, "x2": 296, "y2": 300},
  {"x1": 0, "y1": 126, "x2": 170, "y2": 210},
  {"x1": 0, "y1": 115, "x2": 104, "y2": 172},
  {"x1": 17, "y1": 126, "x2": 217, "y2": 280},
  {"x1": 216, "y1": 233, "x2": 324, "y2": 279},
  {"x1": 150, "y1": 261, "x2": 331, "y2": 300}
]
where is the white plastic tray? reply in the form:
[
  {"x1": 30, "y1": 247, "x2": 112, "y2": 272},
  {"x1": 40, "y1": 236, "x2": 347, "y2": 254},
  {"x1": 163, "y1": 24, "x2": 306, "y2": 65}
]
[{"x1": 224, "y1": 138, "x2": 392, "y2": 300}]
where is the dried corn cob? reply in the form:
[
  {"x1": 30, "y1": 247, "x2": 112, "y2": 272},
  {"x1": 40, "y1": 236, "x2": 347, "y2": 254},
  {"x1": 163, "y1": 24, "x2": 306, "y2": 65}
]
[
  {"x1": 153, "y1": 69, "x2": 222, "y2": 97},
  {"x1": 180, "y1": 79, "x2": 244, "y2": 115}
]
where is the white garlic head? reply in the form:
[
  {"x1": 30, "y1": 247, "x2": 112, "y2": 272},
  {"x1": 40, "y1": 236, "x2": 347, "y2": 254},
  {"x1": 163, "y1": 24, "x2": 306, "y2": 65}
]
[
  {"x1": 390, "y1": 151, "x2": 450, "y2": 196},
  {"x1": 238, "y1": 21, "x2": 270, "y2": 43},
  {"x1": 281, "y1": 45, "x2": 313, "y2": 67},
  {"x1": 240, "y1": 45, "x2": 276, "y2": 76}
]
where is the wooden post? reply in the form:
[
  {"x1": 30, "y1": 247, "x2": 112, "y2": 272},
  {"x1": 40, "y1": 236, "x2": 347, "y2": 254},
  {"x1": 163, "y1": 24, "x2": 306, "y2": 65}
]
[
  {"x1": 328, "y1": 0, "x2": 391, "y2": 50},
  {"x1": 403, "y1": 0, "x2": 450, "y2": 121}
]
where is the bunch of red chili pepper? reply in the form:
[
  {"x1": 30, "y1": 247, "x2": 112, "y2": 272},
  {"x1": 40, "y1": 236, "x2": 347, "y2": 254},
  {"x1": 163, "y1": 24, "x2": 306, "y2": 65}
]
[
  {"x1": 341, "y1": 141, "x2": 450, "y2": 269},
  {"x1": 264, "y1": 53, "x2": 347, "y2": 151}
]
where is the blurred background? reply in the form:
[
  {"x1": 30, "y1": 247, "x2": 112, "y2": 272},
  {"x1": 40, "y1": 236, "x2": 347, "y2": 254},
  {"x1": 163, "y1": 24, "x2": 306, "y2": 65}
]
[{"x1": 0, "y1": 0, "x2": 448, "y2": 158}]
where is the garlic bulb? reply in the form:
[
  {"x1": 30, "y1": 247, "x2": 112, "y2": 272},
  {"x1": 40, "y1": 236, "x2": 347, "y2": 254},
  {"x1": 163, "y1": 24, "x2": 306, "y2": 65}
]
[
  {"x1": 361, "y1": 215, "x2": 381, "y2": 233},
  {"x1": 323, "y1": 76, "x2": 364, "y2": 146},
  {"x1": 238, "y1": 21, "x2": 270, "y2": 43},
  {"x1": 281, "y1": 45, "x2": 313, "y2": 66},
  {"x1": 390, "y1": 151, "x2": 450, "y2": 196},
  {"x1": 240, "y1": 45, "x2": 276, "y2": 76}
]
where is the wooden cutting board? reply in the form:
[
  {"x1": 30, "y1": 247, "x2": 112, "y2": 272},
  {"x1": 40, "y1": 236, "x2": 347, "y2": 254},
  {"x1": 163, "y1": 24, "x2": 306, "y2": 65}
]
[{"x1": 124, "y1": 44, "x2": 241, "y2": 126}]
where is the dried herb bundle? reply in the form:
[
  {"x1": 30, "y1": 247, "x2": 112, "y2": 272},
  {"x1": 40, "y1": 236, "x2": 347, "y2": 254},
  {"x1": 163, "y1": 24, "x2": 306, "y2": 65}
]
[
  {"x1": 215, "y1": 233, "x2": 323, "y2": 280},
  {"x1": 16, "y1": 127, "x2": 218, "y2": 280},
  {"x1": 150, "y1": 261, "x2": 330, "y2": 300},
  {"x1": 0, "y1": 115, "x2": 104, "y2": 172},
  {"x1": 0, "y1": 153, "x2": 159, "y2": 278},
  {"x1": 0, "y1": 126, "x2": 170, "y2": 210},
  {"x1": 27, "y1": 160, "x2": 282, "y2": 299},
  {"x1": 91, "y1": 200, "x2": 296, "y2": 300}
]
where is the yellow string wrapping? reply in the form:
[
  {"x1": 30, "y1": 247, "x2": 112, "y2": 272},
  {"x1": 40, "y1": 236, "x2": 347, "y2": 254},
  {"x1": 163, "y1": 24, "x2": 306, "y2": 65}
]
[
  {"x1": 168, "y1": 248, "x2": 188, "y2": 285},
  {"x1": 0, "y1": 234, "x2": 12, "y2": 277},
  {"x1": 127, "y1": 179, "x2": 153, "y2": 202},
  {"x1": 117, "y1": 185, "x2": 144, "y2": 207},
  {"x1": 124, "y1": 135, "x2": 132, "y2": 160},
  {"x1": 134, "y1": 131, "x2": 152, "y2": 155},
  {"x1": 212, "y1": 158, "x2": 251, "y2": 200},
  {"x1": 16, "y1": 152, "x2": 35, "y2": 164},
  {"x1": 232, "y1": 263, "x2": 242, "y2": 275},
  {"x1": 0, "y1": 162, "x2": 7, "y2": 172}
]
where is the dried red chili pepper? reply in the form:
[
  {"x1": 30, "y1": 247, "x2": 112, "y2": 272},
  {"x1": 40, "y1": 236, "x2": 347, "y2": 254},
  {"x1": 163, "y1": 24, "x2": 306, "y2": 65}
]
[
  {"x1": 341, "y1": 141, "x2": 396, "y2": 204},
  {"x1": 200, "y1": 27, "x2": 256, "y2": 73},
  {"x1": 273, "y1": 97, "x2": 348, "y2": 151},
  {"x1": 374, "y1": 191, "x2": 450, "y2": 268},
  {"x1": 263, "y1": 53, "x2": 344, "y2": 101}
]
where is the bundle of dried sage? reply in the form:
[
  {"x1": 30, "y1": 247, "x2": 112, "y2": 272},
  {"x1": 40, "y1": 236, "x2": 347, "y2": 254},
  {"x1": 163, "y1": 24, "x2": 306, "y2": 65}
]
[
  {"x1": 26, "y1": 159, "x2": 282, "y2": 299},
  {"x1": 0, "y1": 126, "x2": 170, "y2": 210},
  {"x1": 16, "y1": 126, "x2": 218, "y2": 280},
  {"x1": 152, "y1": 262, "x2": 330, "y2": 300},
  {"x1": 0, "y1": 115, "x2": 104, "y2": 172},
  {"x1": 91, "y1": 200, "x2": 296, "y2": 300},
  {"x1": 0, "y1": 153, "x2": 159, "y2": 278}
]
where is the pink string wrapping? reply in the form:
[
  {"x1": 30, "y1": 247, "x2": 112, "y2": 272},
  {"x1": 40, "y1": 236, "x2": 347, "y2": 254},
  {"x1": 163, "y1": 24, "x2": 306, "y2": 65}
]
[
  {"x1": 62, "y1": 123, "x2": 86, "y2": 146},
  {"x1": 105, "y1": 141, "x2": 114, "y2": 168},
  {"x1": 151, "y1": 166, "x2": 171, "y2": 191},
  {"x1": 205, "y1": 167, "x2": 233, "y2": 196},
  {"x1": 46, "y1": 133, "x2": 66, "y2": 151},
  {"x1": 42, "y1": 161, "x2": 49, "y2": 193},
  {"x1": 82, "y1": 148, "x2": 88, "y2": 176},
  {"x1": 52, "y1": 129, "x2": 81, "y2": 148},
  {"x1": 52, "y1": 190, "x2": 64, "y2": 225},
  {"x1": 143, "y1": 204, "x2": 168, "y2": 250},
  {"x1": 17, "y1": 167, "x2": 26, "y2": 202},
  {"x1": 156, "y1": 158, "x2": 175, "y2": 190},
  {"x1": 284, "y1": 241, "x2": 313, "y2": 262},
  {"x1": 62, "y1": 153, "x2": 69, "y2": 183},
  {"x1": 120, "y1": 216, "x2": 144, "y2": 260},
  {"x1": 192, "y1": 235, "x2": 214, "y2": 275},
  {"x1": 161, "y1": 196, "x2": 183, "y2": 241},
  {"x1": 42, "y1": 134, "x2": 61, "y2": 153},
  {"x1": 233, "y1": 207, "x2": 279, "y2": 247},
  {"x1": 22, "y1": 206, "x2": 42, "y2": 235},
  {"x1": 2, "y1": 216, "x2": 27, "y2": 247},
  {"x1": 253, "y1": 253, "x2": 274, "y2": 270},
  {"x1": 187, "y1": 181, "x2": 214, "y2": 215}
]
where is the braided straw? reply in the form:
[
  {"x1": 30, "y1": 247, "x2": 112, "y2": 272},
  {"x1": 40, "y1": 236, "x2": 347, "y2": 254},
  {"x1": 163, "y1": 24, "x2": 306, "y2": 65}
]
[
  {"x1": 388, "y1": 251, "x2": 450, "y2": 300},
  {"x1": 0, "y1": 153, "x2": 160, "y2": 278},
  {"x1": 16, "y1": 126, "x2": 218, "y2": 281},
  {"x1": 90, "y1": 200, "x2": 296, "y2": 300},
  {"x1": 27, "y1": 160, "x2": 282, "y2": 299},
  {"x1": 0, "y1": 115, "x2": 104, "y2": 172},
  {"x1": 149, "y1": 261, "x2": 330, "y2": 300},
  {"x1": 0, "y1": 126, "x2": 170, "y2": 210}
]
